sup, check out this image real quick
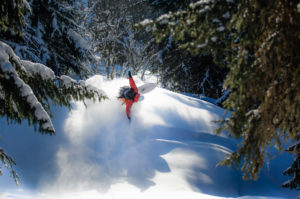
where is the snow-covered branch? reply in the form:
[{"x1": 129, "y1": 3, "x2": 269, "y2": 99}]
[
  {"x1": 0, "y1": 148, "x2": 20, "y2": 186},
  {"x1": 0, "y1": 41, "x2": 55, "y2": 132},
  {"x1": 0, "y1": 41, "x2": 106, "y2": 134}
]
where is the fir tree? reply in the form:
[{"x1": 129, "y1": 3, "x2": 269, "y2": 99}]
[
  {"x1": 1, "y1": 0, "x2": 94, "y2": 78},
  {"x1": 0, "y1": 40, "x2": 106, "y2": 185},
  {"x1": 282, "y1": 141, "x2": 300, "y2": 190},
  {"x1": 140, "y1": 0, "x2": 300, "y2": 183},
  {"x1": 87, "y1": 0, "x2": 130, "y2": 78},
  {"x1": 148, "y1": 0, "x2": 192, "y2": 13},
  {"x1": 0, "y1": 0, "x2": 30, "y2": 35},
  {"x1": 139, "y1": 0, "x2": 228, "y2": 101},
  {"x1": 0, "y1": 1, "x2": 106, "y2": 184},
  {"x1": 86, "y1": 0, "x2": 157, "y2": 79},
  {"x1": 0, "y1": 148, "x2": 20, "y2": 185}
]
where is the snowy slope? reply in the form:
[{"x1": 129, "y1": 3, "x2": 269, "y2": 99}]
[{"x1": 0, "y1": 75, "x2": 297, "y2": 199}]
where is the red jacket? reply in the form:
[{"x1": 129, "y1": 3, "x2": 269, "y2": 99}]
[{"x1": 125, "y1": 77, "x2": 140, "y2": 119}]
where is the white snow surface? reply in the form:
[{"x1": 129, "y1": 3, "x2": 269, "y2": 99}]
[
  {"x1": 21, "y1": 60, "x2": 55, "y2": 80},
  {"x1": 22, "y1": 0, "x2": 32, "y2": 12},
  {"x1": 222, "y1": 11, "x2": 231, "y2": 19},
  {"x1": 60, "y1": 75, "x2": 76, "y2": 88},
  {"x1": 190, "y1": 0, "x2": 215, "y2": 9},
  {"x1": 140, "y1": 19, "x2": 153, "y2": 26},
  {"x1": 0, "y1": 75, "x2": 297, "y2": 199},
  {"x1": 157, "y1": 14, "x2": 171, "y2": 25},
  {"x1": 67, "y1": 29, "x2": 89, "y2": 50}
]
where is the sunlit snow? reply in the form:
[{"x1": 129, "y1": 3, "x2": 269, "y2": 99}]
[{"x1": 0, "y1": 75, "x2": 297, "y2": 199}]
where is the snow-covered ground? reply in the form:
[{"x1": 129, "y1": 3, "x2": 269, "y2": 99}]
[{"x1": 0, "y1": 75, "x2": 297, "y2": 199}]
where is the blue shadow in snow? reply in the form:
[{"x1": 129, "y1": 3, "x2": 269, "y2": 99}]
[{"x1": 0, "y1": 106, "x2": 70, "y2": 190}]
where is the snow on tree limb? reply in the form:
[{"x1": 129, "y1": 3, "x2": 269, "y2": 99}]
[
  {"x1": 0, "y1": 41, "x2": 106, "y2": 134},
  {"x1": 21, "y1": 60, "x2": 55, "y2": 80},
  {"x1": 59, "y1": 75, "x2": 76, "y2": 88},
  {"x1": 0, "y1": 41, "x2": 55, "y2": 132}
]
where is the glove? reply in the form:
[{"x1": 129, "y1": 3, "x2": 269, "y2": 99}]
[
  {"x1": 128, "y1": 71, "x2": 132, "y2": 78},
  {"x1": 128, "y1": 116, "x2": 131, "y2": 121}
]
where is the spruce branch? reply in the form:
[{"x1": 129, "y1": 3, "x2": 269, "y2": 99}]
[{"x1": 0, "y1": 148, "x2": 21, "y2": 186}]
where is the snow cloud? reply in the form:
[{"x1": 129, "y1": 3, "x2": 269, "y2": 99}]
[
  {"x1": 1, "y1": 75, "x2": 296, "y2": 199},
  {"x1": 38, "y1": 76, "x2": 229, "y2": 195}
]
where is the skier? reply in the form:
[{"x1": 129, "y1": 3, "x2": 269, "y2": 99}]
[{"x1": 118, "y1": 71, "x2": 140, "y2": 121}]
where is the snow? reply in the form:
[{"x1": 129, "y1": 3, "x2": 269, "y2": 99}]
[
  {"x1": 217, "y1": 26, "x2": 225, "y2": 32},
  {"x1": 157, "y1": 14, "x2": 171, "y2": 25},
  {"x1": 222, "y1": 11, "x2": 231, "y2": 19},
  {"x1": 197, "y1": 43, "x2": 207, "y2": 48},
  {"x1": 51, "y1": 13, "x2": 61, "y2": 37},
  {"x1": 212, "y1": 18, "x2": 221, "y2": 23},
  {"x1": 67, "y1": 29, "x2": 89, "y2": 50},
  {"x1": 1, "y1": 61, "x2": 15, "y2": 75},
  {"x1": 190, "y1": 0, "x2": 215, "y2": 9},
  {"x1": 0, "y1": 41, "x2": 55, "y2": 132},
  {"x1": 0, "y1": 75, "x2": 297, "y2": 199},
  {"x1": 21, "y1": 60, "x2": 55, "y2": 80},
  {"x1": 140, "y1": 19, "x2": 153, "y2": 26},
  {"x1": 36, "y1": 22, "x2": 45, "y2": 44},
  {"x1": 211, "y1": 36, "x2": 218, "y2": 42},
  {"x1": 246, "y1": 109, "x2": 260, "y2": 118},
  {"x1": 22, "y1": 0, "x2": 32, "y2": 12},
  {"x1": 60, "y1": 75, "x2": 76, "y2": 88}
]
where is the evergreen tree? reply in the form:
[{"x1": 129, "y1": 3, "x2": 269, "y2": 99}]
[
  {"x1": 139, "y1": 0, "x2": 228, "y2": 101},
  {"x1": 0, "y1": 40, "x2": 105, "y2": 185},
  {"x1": 152, "y1": 36, "x2": 227, "y2": 100},
  {"x1": 148, "y1": 0, "x2": 192, "y2": 13},
  {"x1": 0, "y1": 0, "x2": 30, "y2": 35},
  {"x1": 0, "y1": 0, "x2": 94, "y2": 78},
  {"x1": 0, "y1": 1, "x2": 106, "y2": 184},
  {"x1": 0, "y1": 148, "x2": 20, "y2": 185},
  {"x1": 140, "y1": 0, "x2": 300, "y2": 182},
  {"x1": 282, "y1": 141, "x2": 300, "y2": 190},
  {"x1": 85, "y1": 0, "x2": 158, "y2": 79}
]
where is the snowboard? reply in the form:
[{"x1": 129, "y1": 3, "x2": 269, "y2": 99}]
[{"x1": 138, "y1": 83, "x2": 156, "y2": 94}]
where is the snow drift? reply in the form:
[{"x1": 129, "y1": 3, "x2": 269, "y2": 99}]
[{"x1": 0, "y1": 75, "x2": 297, "y2": 199}]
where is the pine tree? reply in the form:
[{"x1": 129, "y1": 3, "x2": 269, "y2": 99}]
[
  {"x1": 87, "y1": 0, "x2": 131, "y2": 78},
  {"x1": 140, "y1": 0, "x2": 300, "y2": 182},
  {"x1": 151, "y1": 36, "x2": 227, "y2": 100},
  {"x1": 0, "y1": 1, "x2": 106, "y2": 184},
  {"x1": 0, "y1": 40, "x2": 106, "y2": 185},
  {"x1": 0, "y1": 148, "x2": 20, "y2": 185},
  {"x1": 138, "y1": 0, "x2": 228, "y2": 101},
  {"x1": 148, "y1": 0, "x2": 192, "y2": 13},
  {"x1": 282, "y1": 141, "x2": 300, "y2": 190},
  {"x1": 0, "y1": 0, "x2": 30, "y2": 35},
  {"x1": 85, "y1": 0, "x2": 159, "y2": 79},
  {"x1": 1, "y1": 0, "x2": 94, "y2": 78}
]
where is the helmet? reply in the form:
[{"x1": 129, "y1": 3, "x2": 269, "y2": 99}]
[
  {"x1": 118, "y1": 86, "x2": 136, "y2": 100},
  {"x1": 124, "y1": 88, "x2": 136, "y2": 100}
]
